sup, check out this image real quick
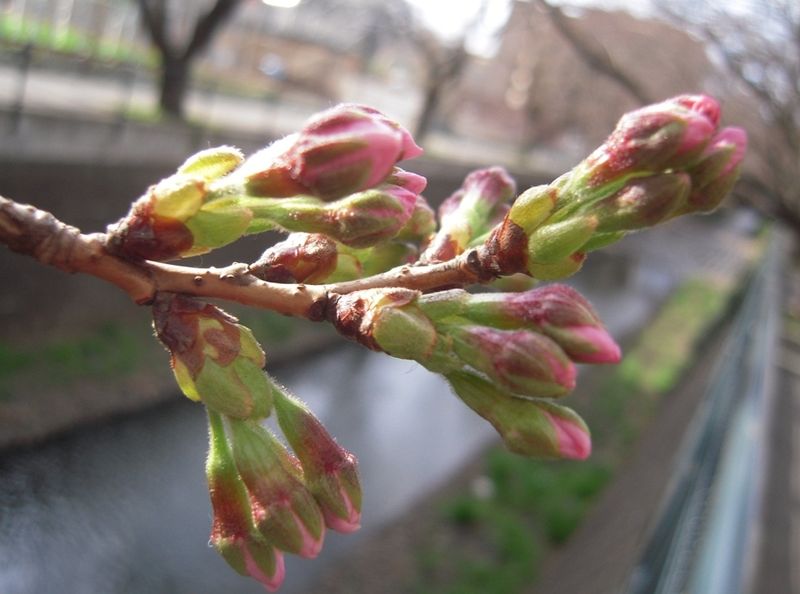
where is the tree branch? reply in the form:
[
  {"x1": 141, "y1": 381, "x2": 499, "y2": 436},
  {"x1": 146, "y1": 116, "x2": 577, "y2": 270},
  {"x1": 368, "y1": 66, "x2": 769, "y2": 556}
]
[
  {"x1": 136, "y1": 0, "x2": 172, "y2": 57},
  {"x1": 183, "y1": 0, "x2": 240, "y2": 61},
  {"x1": 0, "y1": 196, "x2": 487, "y2": 321},
  {"x1": 534, "y1": 0, "x2": 652, "y2": 105}
]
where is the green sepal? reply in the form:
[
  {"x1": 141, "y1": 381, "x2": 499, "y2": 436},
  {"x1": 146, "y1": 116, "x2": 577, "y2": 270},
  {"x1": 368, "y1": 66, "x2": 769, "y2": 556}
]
[{"x1": 527, "y1": 216, "x2": 597, "y2": 264}]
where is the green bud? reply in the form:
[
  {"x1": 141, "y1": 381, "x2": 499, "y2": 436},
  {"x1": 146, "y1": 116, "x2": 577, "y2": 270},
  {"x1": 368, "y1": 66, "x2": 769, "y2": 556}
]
[
  {"x1": 272, "y1": 387, "x2": 362, "y2": 533},
  {"x1": 178, "y1": 146, "x2": 244, "y2": 181},
  {"x1": 416, "y1": 289, "x2": 471, "y2": 323},
  {"x1": 326, "y1": 241, "x2": 418, "y2": 283},
  {"x1": 508, "y1": 185, "x2": 558, "y2": 234},
  {"x1": 581, "y1": 231, "x2": 626, "y2": 252},
  {"x1": 229, "y1": 420, "x2": 326, "y2": 558},
  {"x1": 447, "y1": 371, "x2": 591, "y2": 460},
  {"x1": 592, "y1": 173, "x2": 690, "y2": 233},
  {"x1": 151, "y1": 175, "x2": 206, "y2": 221},
  {"x1": 527, "y1": 252, "x2": 587, "y2": 280},
  {"x1": 206, "y1": 411, "x2": 285, "y2": 591},
  {"x1": 448, "y1": 326, "x2": 576, "y2": 398},
  {"x1": 371, "y1": 303, "x2": 439, "y2": 362},
  {"x1": 393, "y1": 195, "x2": 437, "y2": 244},
  {"x1": 152, "y1": 294, "x2": 272, "y2": 420},
  {"x1": 527, "y1": 216, "x2": 597, "y2": 264}
]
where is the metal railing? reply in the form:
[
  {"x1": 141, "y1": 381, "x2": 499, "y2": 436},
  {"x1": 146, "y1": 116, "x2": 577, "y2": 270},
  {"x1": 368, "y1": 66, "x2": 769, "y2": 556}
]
[{"x1": 625, "y1": 231, "x2": 784, "y2": 594}]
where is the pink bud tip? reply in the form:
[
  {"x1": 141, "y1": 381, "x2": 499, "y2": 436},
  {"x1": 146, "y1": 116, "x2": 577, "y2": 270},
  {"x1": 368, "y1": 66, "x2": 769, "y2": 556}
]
[
  {"x1": 389, "y1": 168, "x2": 428, "y2": 194},
  {"x1": 544, "y1": 412, "x2": 592, "y2": 460},
  {"x1": 295, "y1": 513, "x2": 325, "y2": 559},
  {"x1": 549, "y1": 354, "x2": 577, "y2": 392},
  {"x1": 674, "y1": 94, "x2": 721, "y2": 127},
  {"x1": 570, "y1": 326, "x2": 622, "y2": 364},
  {"x1": 712, "y1": 127, "x2": 748, "y2": 174},
  {"x1": 323, "y1": 510, "x2": 361, "y2": 534},
  {"x1": 322, "y1": 483, "x2": 362, "y2": 533},
  {"x1": 243, "y1": 546, "x2": 285, "y2": 592}
]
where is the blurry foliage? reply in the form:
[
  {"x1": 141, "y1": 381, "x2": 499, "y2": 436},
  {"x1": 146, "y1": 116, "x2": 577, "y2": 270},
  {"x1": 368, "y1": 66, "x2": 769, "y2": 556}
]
[
  {"x1": 0, "y1": 12, "x2": 154, "y2": 65},
  {"x1": 0, "y1": 321, "x2": 144, "y2": 399}
]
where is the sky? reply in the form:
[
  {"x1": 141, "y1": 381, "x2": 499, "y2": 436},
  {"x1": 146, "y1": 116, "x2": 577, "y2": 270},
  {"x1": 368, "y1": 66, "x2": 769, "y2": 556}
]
[{"x1": 403, "y1": 0, "x2": 657, "y2": 56}]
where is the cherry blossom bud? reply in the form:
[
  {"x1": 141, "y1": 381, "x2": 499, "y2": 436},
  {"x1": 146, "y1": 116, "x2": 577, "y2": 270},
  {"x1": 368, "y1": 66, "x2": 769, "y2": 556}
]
[
  {"x1": 249, "y1": 233, "x2": 338, "y2": 283},
  {"x1": 273, "y1": 388, "x2": 362, "y2": 533},
  {"x1": 422, "y1": 167, "x2": 516, "y2": 262},
  {"x1": 527, "y1": 216, "x2": 598, "y2": 264},
  {"x1": 109, "y1": 173, "x2": 253, "y2": 261},
  {"x1": 229, "y1": 420, "x2": 326, "y2": 558},
  {"x1": 508, "y1": 185, "x2": 558, "y2": 235},
  {"x1": 591, "y1": 173, "x2": 690, "y2": 232},
  {"x1": 385, "y1": 167, "x2": 428, "y2": 194},
  {"x1": 682, "y1": 126, "x2": 747, "y2": 214},
  {"x1": 578, "y1": 94, "x2": 719, "y2": 190},
  {"x1": 447, "y1": 371, "x2": 591, "y2": 460},
  {"x1": 527, "y1": 252, "x2": 587, "y2": 281},
  {"x1": 448, "y1": 326, "x2": 576, "y2": 398},
  {"x1": 152, "y1": 294, "x2": 272, "y2": 419},
  {"x1": 394, "y1": 195, "x2": 437, "y2": 244},
  {"x1": 248, "y1": 182, "x2": 418, "y2": 248},
  {"x1": 457, "y1": 284, "x2": 620, "y2": 364},
  {"x1": 242, "y1": 104, "x2": 422, "y2": 201},
  {"x1": 206, "y1": 412, "x2": 285, "y2": 591},
  {"x1": 327, "y1": 241, "x2": 419, "y2": 283}
]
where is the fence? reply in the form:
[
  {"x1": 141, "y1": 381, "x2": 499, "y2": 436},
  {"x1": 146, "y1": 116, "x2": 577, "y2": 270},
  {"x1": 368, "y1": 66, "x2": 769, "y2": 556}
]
[{"x1": 625, "y1": 231, "x2": 784, "y2": 594}]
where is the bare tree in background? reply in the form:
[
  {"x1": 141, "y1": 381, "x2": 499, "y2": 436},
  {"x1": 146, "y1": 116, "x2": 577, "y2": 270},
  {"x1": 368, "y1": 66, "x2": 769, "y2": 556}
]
[
  {"x1": 533, "y1": 0, "x2": 652, "y2": 105},
  {"x1": 660, "y1": 0, "x2": 800, "y2": 233},
  {"x1": 135, "y1": 0, "x2": 241, "y2": 119},
  {"x1": 408, "y1": 2, "x2": 489, "y2": 142}
]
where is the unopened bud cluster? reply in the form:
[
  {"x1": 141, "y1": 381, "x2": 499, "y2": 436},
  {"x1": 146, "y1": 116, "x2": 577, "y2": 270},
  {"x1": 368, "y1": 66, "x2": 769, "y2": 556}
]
[
  {"x1": 108, "y1": 104, "x2": 429, "y2": 261},
  {"x1": 153, "y1": 293, "x2": 361, "y2": 591},
  {"x1": 482, "y1": 95, "x2": 747, "y2": 280},
  {"x1": 328, "y1": 283, "x2": 621, "y2": 460}
]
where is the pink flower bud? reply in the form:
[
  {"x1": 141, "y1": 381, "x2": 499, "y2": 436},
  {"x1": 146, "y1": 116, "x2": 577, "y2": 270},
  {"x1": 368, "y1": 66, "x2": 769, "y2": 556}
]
[
  {"x1": 459, "y1": 284, "x2": 620, "y2": 364},
  {"x1": 244, "y1": 104, "x2": 422, "y2": 201},
  {"x1": 686, "y1": 127, "x2": 747, "y2": 188},
  {"x1": 449, "y1": 326, "x2": 576, "y2": 398},
  {"x1": 249, "y1": 182, "x2": 419, "y2": 248},
  {"x1": 447, "y1": 370, "x2": 591, "y2": 459},
  {"x1": 591, "y1": 173, "x2": 691, "y2": 232},
  {"x1": 273, "y1": 388, "x2": 362, "y2": 533},
  {"x1": 385, "y1": 167, "x2": 428, "y2": 194},
  {"x1": 229, "y1": 420, "x2": 326, "y2": 558},
  {"x1": 206, "y1": 411, "x2": 285, "y2": 591},
  {"x1": 680, "y1": 126, "x2": 747, "y2": 210},
  {"x1": 249, "y1": 233, "x2": 338, "y2": 283},
  {"x1": 331, "y1": 183, "x2": 419, "y2": 247},
  {"x1": 422, "y1": 167, "x2": 516, "y2": 263},
  {"x1": 580, "y1": 94, "x2": 719, "y2": 189},
  {"x1": 541, "y1": 408, "x2": 592, "y2": 460},
  {"x1": 394, "y1": 195, "x2": 437, "y2": 244}
]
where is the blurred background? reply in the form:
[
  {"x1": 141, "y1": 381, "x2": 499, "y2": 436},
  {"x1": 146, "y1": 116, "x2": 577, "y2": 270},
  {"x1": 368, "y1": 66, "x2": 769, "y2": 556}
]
[{"x1": 0, "y1": 0, "x2": 796, "y2": 593}]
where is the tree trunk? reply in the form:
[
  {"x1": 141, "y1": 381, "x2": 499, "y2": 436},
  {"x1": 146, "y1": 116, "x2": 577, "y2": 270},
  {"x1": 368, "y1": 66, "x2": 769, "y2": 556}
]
[{"x1": 159, "y1": 55, "x2": 190, "y2": 119}]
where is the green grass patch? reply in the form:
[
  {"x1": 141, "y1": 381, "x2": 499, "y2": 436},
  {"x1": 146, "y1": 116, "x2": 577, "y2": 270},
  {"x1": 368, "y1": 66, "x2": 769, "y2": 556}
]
[
  {"x1": 0, "y1": 13, "x2": 154, "y2": 66},
  {"x1": 0, "y1": 321, "x2": 147, "y2": 399}
]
